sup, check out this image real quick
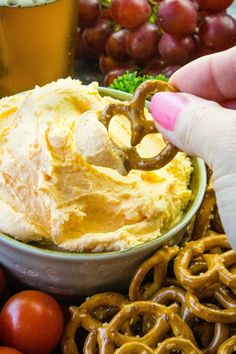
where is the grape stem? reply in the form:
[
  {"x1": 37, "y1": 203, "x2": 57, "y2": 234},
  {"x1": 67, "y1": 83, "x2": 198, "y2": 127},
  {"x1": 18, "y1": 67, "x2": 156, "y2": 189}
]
[
  {"x1": 149, "y1": 0, "x2": 161, "y2": 5},
  {"x1": 148, "y1": 3, "x2": 159, "y2": 24},
  {"x1": 102, "y1": 0, "x2": 111, "y2": 7}
]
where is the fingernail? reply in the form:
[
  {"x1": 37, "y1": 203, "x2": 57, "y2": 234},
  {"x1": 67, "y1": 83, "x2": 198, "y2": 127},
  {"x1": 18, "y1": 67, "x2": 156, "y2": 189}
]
[{"x1": 150, "y1": 92, "x2": 189, "y2": 131}]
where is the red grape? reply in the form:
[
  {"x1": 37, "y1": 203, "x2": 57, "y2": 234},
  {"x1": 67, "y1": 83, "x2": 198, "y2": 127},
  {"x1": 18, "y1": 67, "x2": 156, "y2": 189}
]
[
  {"x1": 157, "y1": 0, "x2": 198, "y2": 35},
  {"x1": 99, "y1": 55, "x2": 124, "y2": 74},
  {"x1": 196, "y1": 0, "x2": 234, "y2": 13},
  {"x1": 78, "y1": 0, "x2": 102, "y2": 28},
  {"x1": 111, "y1": 0, "x2": 151, "y2": 29},
  {"x1": 196, "y1": 45, "x2": 214, "y2": 58},
  {"x1": 190, "y1": 0, "x2": 199, "y2": 10},
  {"x1": 106, "y1": 30, "x2": 129, "y2": 61},
  {"x1": 75, "y1": 28, "x2": 92, "y2": 59},
  {"x1": 159, "y1": 33, "x2": 198, "y2": 64},
  {"x1": 143, "y1": 56, "x2": 169, "y2": 76},
  {"x1": 82, "y1": 19, "x2": 113, "y2": 54},
  {"x1": 101, "y1": 6, "x2": 112, "y2": 20},
  {"x1": 99, "y1": 55, "x2": 119, "y2": 74},
  {"x1": 77, "y1": 0, "x2": 236, "y2": 83},
  {"x1": 125, "y1": 23, "x2": 160, "y2": 63},
  {"x1": 199, "y1": 13, "x2": 236, "y2": 51}
]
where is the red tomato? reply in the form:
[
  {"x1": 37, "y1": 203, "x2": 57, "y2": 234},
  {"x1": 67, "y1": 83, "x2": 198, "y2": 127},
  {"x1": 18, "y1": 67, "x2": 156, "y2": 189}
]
[
  {"x1": 0, "y1": 348, "x2": 23, "y2": 354},
  {"x1": 0, "y1": 290, "x2": 64, "y2": 354}
]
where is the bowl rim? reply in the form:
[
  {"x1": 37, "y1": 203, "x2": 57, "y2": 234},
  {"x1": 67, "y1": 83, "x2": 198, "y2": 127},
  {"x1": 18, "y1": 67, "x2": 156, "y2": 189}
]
[{"x1": 0, "y1": 86, "x2": 207, "y2": 260}]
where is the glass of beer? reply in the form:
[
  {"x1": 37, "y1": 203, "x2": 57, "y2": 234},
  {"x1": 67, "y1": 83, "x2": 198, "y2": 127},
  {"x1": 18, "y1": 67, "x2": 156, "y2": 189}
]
[{"x1": 0, "y1": 0, "x2": 78, "y2": 97}]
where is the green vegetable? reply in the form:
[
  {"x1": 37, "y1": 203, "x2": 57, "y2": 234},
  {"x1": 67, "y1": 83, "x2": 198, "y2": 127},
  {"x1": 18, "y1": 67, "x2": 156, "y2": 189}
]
[{"x1": 109, "y1": 71, "x2": 168, "y2": 95}]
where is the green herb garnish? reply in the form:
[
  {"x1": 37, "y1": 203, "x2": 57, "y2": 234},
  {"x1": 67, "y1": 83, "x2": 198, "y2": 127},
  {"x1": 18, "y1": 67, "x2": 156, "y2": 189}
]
[{"x1": 109, "y1": 71, "x2": 168, "y2": 95}]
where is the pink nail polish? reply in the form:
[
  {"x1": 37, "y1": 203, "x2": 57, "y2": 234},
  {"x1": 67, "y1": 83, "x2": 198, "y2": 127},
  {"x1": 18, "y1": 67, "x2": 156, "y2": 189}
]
[{"x1": 150, "y1": 92, "x2": 189, "y2": 131}]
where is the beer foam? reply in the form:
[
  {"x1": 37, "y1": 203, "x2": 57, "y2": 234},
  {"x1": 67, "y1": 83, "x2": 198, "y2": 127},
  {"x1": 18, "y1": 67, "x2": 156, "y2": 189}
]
[{"x1": 0, "y1": 0, "x2": 56, "y2": 7}]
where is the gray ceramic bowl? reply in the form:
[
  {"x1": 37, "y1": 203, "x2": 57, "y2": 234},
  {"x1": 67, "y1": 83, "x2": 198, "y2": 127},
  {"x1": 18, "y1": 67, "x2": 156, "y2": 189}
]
[{"x1": 0, "y1": 87, "x2": 207, "y2": 299}]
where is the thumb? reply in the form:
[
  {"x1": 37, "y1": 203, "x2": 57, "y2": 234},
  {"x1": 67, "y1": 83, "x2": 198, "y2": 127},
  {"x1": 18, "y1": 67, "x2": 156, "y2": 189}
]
[{"x1": 150, "y1": 92, "x2": 236, "y2": 249}]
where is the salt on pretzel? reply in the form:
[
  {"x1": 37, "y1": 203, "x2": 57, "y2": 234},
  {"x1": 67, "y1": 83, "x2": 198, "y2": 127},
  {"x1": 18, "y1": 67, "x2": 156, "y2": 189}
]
[
  {"x1": 85, "y1": 302, "x2": 198, "y2": 353},
  {"x1": 105, "y1": 301, "x2": 171, "y2": 348},
  {"x1": 78, "y1": 292, "x2": 129, "y2": 332},
  {"x1": 61, "y1": 292, "x2": 128, "y2": 354},
  {"x1": 62, "y1": 235, "x2": 236, "y2": 354},
  {"x1": 105, "y1": 301, "x2": 196, "y2": 348},
  {"x1": 100, "y1": 80, "x2": 178, "y2": 173},
  {"x1": 152, "y1": 286, "x2": 228, "y2": 353},
  {"x1": 174, "y1": 235, "x2": 232, "y2": 290},
  {"x1": 129, "y1": 246, "x2": 179, "y2": 301},
  {"x1": 84, "y1": 328, "x2": 155, "y2": 354},
  {"x1": 114, "y1": 339, "x2": 202, "y2": 354},
  {"x1": 154, "y1": 338, "x2": 202, "y2": 354}
]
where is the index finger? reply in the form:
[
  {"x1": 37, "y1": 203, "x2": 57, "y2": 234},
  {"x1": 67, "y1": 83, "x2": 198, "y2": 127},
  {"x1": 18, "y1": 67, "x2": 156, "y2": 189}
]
[{"x1": 169, "y1": 46, "x2": 236, "y2": 102}]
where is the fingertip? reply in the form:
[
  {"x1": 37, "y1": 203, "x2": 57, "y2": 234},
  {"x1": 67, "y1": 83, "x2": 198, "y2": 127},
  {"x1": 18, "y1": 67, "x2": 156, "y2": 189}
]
[
  {"x1": 169, "y1": 47, "x2": 236, "y2": 102},
  {"x1": 150, "y1": 92, "x2": 189, "y2": 131}
]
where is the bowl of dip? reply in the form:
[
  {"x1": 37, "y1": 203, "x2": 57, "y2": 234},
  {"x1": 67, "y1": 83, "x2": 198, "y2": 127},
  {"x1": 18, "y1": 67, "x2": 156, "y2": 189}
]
[{"x1": 0, "y1": 79, "x2": 206, "y2": 298}]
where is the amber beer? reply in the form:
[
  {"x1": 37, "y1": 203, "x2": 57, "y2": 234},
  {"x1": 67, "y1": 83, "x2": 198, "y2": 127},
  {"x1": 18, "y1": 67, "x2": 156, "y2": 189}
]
[{"x1": 0, "y1": 0, "x2": 78, "y2": 97}]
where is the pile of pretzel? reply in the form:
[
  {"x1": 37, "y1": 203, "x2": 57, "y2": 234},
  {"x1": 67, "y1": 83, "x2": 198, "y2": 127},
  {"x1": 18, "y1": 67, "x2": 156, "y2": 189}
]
[{"x1": 61, "y1": 175, "x2": 236, "y2": 354}]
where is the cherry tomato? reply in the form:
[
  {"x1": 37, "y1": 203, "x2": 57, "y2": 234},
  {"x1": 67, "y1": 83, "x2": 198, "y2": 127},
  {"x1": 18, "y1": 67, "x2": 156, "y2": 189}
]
[
  {"x1": 0, "y1": 290, "x2": 64, "y2": 354},
  {"x1": 0, "y1": 348, "x2": 23, "y2": 354}
]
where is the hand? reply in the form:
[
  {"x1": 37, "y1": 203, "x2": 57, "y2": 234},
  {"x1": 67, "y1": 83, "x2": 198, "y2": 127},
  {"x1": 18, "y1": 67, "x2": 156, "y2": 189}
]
[{"x1": 150, "y1": 46, "x2": 236, "y2": 249}]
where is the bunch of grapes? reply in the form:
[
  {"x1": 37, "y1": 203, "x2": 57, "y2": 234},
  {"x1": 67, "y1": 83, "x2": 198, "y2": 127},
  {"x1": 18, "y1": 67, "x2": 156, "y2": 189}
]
[{"x1": 76, "y1": 0, "x2": 236, "y2": 85}]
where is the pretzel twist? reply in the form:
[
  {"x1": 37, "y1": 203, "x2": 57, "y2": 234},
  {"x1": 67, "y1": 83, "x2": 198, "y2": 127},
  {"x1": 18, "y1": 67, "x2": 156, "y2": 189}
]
[
  {"x1": 61, "y1": 292, "x2": 128, "y2": 354},
  {"x1": 201, "y1": 321, "x2": 229, "y2": 354},
  {"x1": 100, "y1": 80, "x2": 178, "y2": 172},
  {"x1": 61, "y1": 236, "x2": 236, "y2": 354},
  {"x1": 174, "y1": 235, "x2": 232, "y2": 291},
  {"x1": 79, "y1": 293, "x2": 129, "y2": 332},
  {"x1": 152, "y1": 286, "x2": 195, "y2": 326},
  {"x1": 129, "y1": 246, "x2": 179, "y2": 301},
  {"x1": 185, "y1": 292, "x2": 236, "y2": 323},
  {"x1": 106, "y1": 301, "x2": 172, "y2": 348},
  {"x1": 106, "y1": 301, "x2": 196, "y2": 348}
]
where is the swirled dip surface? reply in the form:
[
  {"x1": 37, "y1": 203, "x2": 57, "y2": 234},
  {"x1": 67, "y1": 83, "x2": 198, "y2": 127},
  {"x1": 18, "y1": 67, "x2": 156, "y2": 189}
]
[{"x1": 0, "y1": 79, "x2": 192, "y2": 252}]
